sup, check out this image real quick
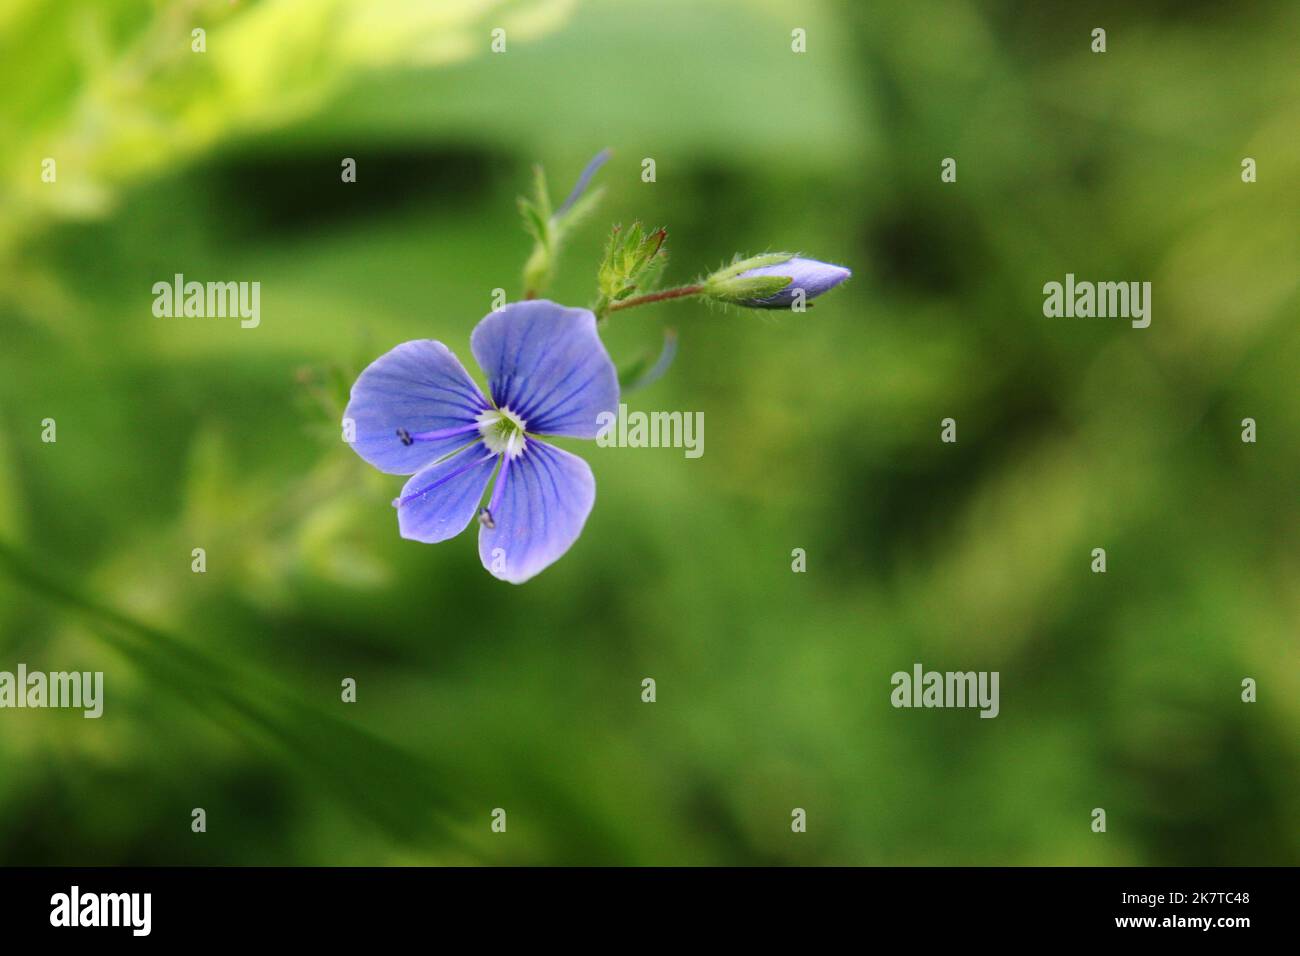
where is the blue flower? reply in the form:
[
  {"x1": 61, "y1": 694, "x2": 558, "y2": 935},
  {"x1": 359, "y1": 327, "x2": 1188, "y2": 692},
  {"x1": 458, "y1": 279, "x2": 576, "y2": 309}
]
[
  {"x1": 344, "y1": 301, "x2": 619, "y2": 583},
  {"x1": 734, "y1": 256, "x2": 851, "y2": 308}
]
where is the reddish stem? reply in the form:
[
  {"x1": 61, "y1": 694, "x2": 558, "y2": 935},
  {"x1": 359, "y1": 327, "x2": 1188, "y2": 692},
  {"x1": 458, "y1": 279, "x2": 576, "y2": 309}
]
[{"x1": 608, "y1": 284, "x2": 704, "y2": 313}]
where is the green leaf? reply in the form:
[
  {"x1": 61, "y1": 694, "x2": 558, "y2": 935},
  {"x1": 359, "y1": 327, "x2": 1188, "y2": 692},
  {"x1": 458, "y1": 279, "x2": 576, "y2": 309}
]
[
  {"x1": 517, "y1": 197, "x2": 549, "y2": 246},
  {"x1": 554, "y1": 184, "x2": 604, "y2": 231},
  {"x1": 530, "y1": 163, "x2": 553, "y2": 221}
]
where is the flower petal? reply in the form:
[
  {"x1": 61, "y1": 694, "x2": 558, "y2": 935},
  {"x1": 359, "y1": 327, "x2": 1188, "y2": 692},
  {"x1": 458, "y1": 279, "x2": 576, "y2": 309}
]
[
  {"x1": 478, "y1": 440, "x2": 595, "y2": 583},
  {"x1": 344, "y1": 340, "x2": 491, "y2": 475},
  {"x1": 469, "y1": 300, "x2": 618, "y2": 438},
  {"x1": 395, "y1": 445, "x2": 497, "y2": 543}
]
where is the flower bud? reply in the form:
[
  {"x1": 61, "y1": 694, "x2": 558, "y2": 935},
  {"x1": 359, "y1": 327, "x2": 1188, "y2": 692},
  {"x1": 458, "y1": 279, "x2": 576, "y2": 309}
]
[{"x1": 725, "y1": 255, "x2": 851, "y2": 309}]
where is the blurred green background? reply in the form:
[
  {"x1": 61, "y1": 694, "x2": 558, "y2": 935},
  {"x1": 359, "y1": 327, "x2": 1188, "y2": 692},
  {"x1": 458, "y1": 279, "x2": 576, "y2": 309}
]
[{"x1": 1, "y1": 0, "x2": 1297, "y2": 865}]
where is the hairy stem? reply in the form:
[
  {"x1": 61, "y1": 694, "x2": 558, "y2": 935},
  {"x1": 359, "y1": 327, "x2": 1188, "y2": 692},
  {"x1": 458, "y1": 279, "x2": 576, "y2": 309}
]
[{"x1": 607, "y1": 284, "x2": 704, "y2": 313}]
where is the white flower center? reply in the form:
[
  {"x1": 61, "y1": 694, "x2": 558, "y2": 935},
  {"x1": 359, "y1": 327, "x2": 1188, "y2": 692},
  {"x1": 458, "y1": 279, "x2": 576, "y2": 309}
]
[{"x1": 477, "y1": 407, "x2": 528, "y2": 459}]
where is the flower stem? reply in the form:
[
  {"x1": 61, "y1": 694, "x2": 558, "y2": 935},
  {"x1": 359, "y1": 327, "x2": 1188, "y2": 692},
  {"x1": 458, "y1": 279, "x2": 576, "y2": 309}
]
[{"x1": 607, "y1": 284, "x2": 704, "y2": 313}]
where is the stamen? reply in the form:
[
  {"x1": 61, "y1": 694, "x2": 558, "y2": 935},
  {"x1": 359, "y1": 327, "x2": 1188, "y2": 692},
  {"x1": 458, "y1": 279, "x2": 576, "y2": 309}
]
[
  {"x1": 478, "y1": 453, "x2": 514, "y2": 528},
  {"x1": 398, "y1": 422, "x2": 483, "y2": 445}
]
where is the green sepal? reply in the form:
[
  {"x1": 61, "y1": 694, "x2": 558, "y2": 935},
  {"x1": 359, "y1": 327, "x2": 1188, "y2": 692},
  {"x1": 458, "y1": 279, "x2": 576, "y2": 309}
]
[
  {"x1": 703, "y1": 273, "x2": 792, "y2": 304},
  {"x1": 705, "y1": 252, "x2": 796, "y2": 284},
  {"x1": 594, "y1": 221, "x2": 669, "y2": 318}
]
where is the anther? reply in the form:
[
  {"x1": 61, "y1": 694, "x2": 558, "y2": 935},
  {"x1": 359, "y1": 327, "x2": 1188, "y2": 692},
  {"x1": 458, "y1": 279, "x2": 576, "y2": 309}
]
[{"x1": 396, "y1": 428, "x2": 413, "y2": 446}]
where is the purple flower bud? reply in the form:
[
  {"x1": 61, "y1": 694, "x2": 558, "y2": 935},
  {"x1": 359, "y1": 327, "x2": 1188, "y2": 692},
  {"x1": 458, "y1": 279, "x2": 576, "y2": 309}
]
[{"x1": 735, "y1": 256, "x2": 851, "y2": 308}]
